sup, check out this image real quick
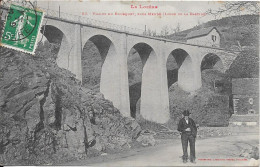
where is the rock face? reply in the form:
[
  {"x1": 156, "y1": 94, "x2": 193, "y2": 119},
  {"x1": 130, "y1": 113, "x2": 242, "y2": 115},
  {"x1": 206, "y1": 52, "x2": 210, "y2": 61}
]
[{"x1": 0, "y1": 44, "x2": 141, "y2": 165}]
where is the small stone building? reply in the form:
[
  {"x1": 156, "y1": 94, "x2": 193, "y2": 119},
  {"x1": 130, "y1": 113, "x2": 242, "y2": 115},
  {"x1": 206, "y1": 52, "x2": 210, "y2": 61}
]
[
  {"x1": 229, "y1": 78, "x2": 259, "y2": 126},
  {"x1": 186, "y1": 27, "x2": 221, "y2": 47}
]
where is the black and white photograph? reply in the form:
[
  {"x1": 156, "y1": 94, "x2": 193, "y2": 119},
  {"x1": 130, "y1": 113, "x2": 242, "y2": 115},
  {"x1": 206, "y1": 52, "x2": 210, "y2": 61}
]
[{"x1": 0, "y1": 0, "x2": 259, "y2": 166}]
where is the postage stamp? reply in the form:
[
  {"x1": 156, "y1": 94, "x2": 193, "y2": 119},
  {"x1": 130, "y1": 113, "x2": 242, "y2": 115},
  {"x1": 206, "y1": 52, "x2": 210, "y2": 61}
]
[{"x1": 0, "y1": 3, "x2": 44, "y2": 54}]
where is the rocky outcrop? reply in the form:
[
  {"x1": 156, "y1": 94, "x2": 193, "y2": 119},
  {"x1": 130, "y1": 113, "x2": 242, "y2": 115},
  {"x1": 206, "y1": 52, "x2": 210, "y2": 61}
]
[
  {"x1": 240, "y1": 146, "x2": 259, "y2": 160},
  {"x1": 136, "y1": 130, "x2": 156, "y2": 146},
  {"x1": 0, "y1": 44, "x2": 141, "y2": 165}
]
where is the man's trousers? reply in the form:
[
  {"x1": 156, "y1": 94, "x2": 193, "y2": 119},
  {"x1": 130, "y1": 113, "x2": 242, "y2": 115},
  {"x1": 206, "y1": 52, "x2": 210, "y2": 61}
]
[{"x1": 181, "y1": 132, "x2": 196, "y2": 161}]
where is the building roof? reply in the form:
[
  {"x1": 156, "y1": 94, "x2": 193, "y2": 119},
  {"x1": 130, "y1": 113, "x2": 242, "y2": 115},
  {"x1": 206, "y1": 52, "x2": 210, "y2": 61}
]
[
  {"x1": 232, "y1": 78, "x2": 259, "y2": 95},
  {"x1": 186, "y1": 27, "x2": 220, "y2": 39}
]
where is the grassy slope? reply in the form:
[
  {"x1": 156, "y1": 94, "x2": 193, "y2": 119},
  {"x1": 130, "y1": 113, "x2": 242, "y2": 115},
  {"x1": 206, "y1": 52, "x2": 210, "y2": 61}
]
[{"x1": 168, "y1": 15, "x2": 259, "y2": 49}]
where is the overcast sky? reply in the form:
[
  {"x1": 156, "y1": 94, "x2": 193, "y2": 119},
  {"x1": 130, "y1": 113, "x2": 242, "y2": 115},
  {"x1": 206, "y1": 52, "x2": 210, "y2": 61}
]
[{"x1": 34, "y1": 1, "x2": 237, "y2": 33}]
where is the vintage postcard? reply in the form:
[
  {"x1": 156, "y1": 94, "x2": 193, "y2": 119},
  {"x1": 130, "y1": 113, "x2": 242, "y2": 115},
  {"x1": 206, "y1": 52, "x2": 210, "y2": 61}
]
[{"x1": 0, "y1": 0, "x2": 259, "y2": 166}]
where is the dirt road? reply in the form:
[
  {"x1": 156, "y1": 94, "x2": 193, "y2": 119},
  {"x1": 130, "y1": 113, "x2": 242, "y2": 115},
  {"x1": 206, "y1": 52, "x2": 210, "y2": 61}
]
[{"x1": 64, "y1": 134, "x2": 259, "y2": 166}]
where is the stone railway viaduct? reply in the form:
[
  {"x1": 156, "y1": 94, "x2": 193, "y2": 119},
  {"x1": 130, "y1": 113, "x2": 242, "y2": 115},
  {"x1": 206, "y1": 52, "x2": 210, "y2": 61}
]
[{"x1": 1, "y1": 6, "x2": 238, "y2": 123}]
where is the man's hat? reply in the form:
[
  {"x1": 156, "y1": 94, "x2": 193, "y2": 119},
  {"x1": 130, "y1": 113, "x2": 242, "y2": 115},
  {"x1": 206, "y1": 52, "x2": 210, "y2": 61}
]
[{"x1": 183, "y1": 110, "x2": 190, "y2": 116}]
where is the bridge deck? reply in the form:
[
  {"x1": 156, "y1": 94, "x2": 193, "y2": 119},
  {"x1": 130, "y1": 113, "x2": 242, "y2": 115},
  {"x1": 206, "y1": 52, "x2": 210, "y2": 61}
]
[{"x1": 0, "y1": 4, "x2": 238, "y2": 53}]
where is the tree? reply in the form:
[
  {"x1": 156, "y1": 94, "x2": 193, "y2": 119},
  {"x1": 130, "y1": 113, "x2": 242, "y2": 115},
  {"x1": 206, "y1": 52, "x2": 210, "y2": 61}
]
[
  {"x1": 227, "y1": 50, "x2": 259, "y2": 78},
  {"x1": 160, "y1": 25, "x2": 170, "y2": 37},
  {"x1": 144, "y1": 28, "x2": 157, "y2": 37},
  {"x1": 207, "y1": 2, "x2": 260, "y2": 18},
  {"x1": 152, "y1": 30, "x2": 157, "y2": 37},
  {"x1": 146, "y1": 28, "x2": 152, "y2": 36},
  {"x1": 174, "y1": 22, "x2": 181, "y2": 33}
]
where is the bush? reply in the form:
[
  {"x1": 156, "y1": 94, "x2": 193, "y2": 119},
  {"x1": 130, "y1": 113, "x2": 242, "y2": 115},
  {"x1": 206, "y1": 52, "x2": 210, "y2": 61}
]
[{"x1": 227, "y1": 49, "x2": 259, "y2": 78}]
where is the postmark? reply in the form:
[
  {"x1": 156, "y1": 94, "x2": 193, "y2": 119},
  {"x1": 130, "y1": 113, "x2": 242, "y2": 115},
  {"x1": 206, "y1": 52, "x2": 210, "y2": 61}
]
[{"x1": 0, "y1": 1, "x2": 44, "y2": 54}]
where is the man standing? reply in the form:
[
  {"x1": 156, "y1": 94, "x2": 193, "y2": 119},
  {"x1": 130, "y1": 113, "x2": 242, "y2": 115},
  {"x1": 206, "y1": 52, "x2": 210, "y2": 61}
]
[{"x1": 177, "y1": 110, "x2": 197, "y2": 163}]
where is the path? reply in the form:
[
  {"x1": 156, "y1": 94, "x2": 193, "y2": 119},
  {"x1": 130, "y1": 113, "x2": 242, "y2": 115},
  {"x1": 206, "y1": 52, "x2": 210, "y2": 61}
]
[{"x1": 64, "y1": 134, "x2": 259, "y2": 166}]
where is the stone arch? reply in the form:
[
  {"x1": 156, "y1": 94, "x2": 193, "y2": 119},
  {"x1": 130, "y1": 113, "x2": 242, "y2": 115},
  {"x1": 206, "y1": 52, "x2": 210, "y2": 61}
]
[
  {"x1": 163, "y1": 45, "x2": 196, "y2": 64},
  {"x1": 131, "y1": 43, "x2": 154, "y2": 65},
  {"x1": 82, "y1": 34, "x2": 120, "y2": 108},
  {"x1": 200, "y1": 53, "x2": 229, "y2": 93},
  {"x1": 40, "y1": 25, "x2": 71, "y2": 70},
  {"x1": 81, "y1": 30, "x2": 118, "y2": 51},
  {"x1": 40, "y1": 25, "x2": 63, "y2": 44},
  {"x1": 126, "y1": 38, "x2": 159, "y2": 58},
  {"x1": 127, "y1": 42, "x2": 163, "y2": 122},
  {"x1": 201, "y1": 53, "x2": 225, "y2": 72},
  {"x1": 127, "y1": 43, "x2": 154, "y2": 118},
  {"x1": 166, "y1": 48, "x2": 194, "y2": 92}
]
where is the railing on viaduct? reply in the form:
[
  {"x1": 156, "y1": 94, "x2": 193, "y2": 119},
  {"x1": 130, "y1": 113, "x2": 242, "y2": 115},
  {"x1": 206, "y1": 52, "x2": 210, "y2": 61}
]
[
  {"x1": 0, "y1": 0, "x2": 239, "y2": 53},
  {"x1": 1, "y1": 0, "x2": 145, "y2": 35}
]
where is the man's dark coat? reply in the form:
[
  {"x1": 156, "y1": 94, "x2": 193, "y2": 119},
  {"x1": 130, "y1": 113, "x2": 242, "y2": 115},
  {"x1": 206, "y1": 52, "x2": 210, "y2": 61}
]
[{"x1": 177, "y1": 117, "x2": 197, "y2": 138}]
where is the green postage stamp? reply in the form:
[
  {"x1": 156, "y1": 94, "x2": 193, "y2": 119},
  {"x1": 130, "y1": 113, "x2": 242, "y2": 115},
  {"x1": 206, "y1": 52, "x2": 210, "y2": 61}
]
[{"x1": 1, "y1": 4, "x2": 44, "y2": 54}]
